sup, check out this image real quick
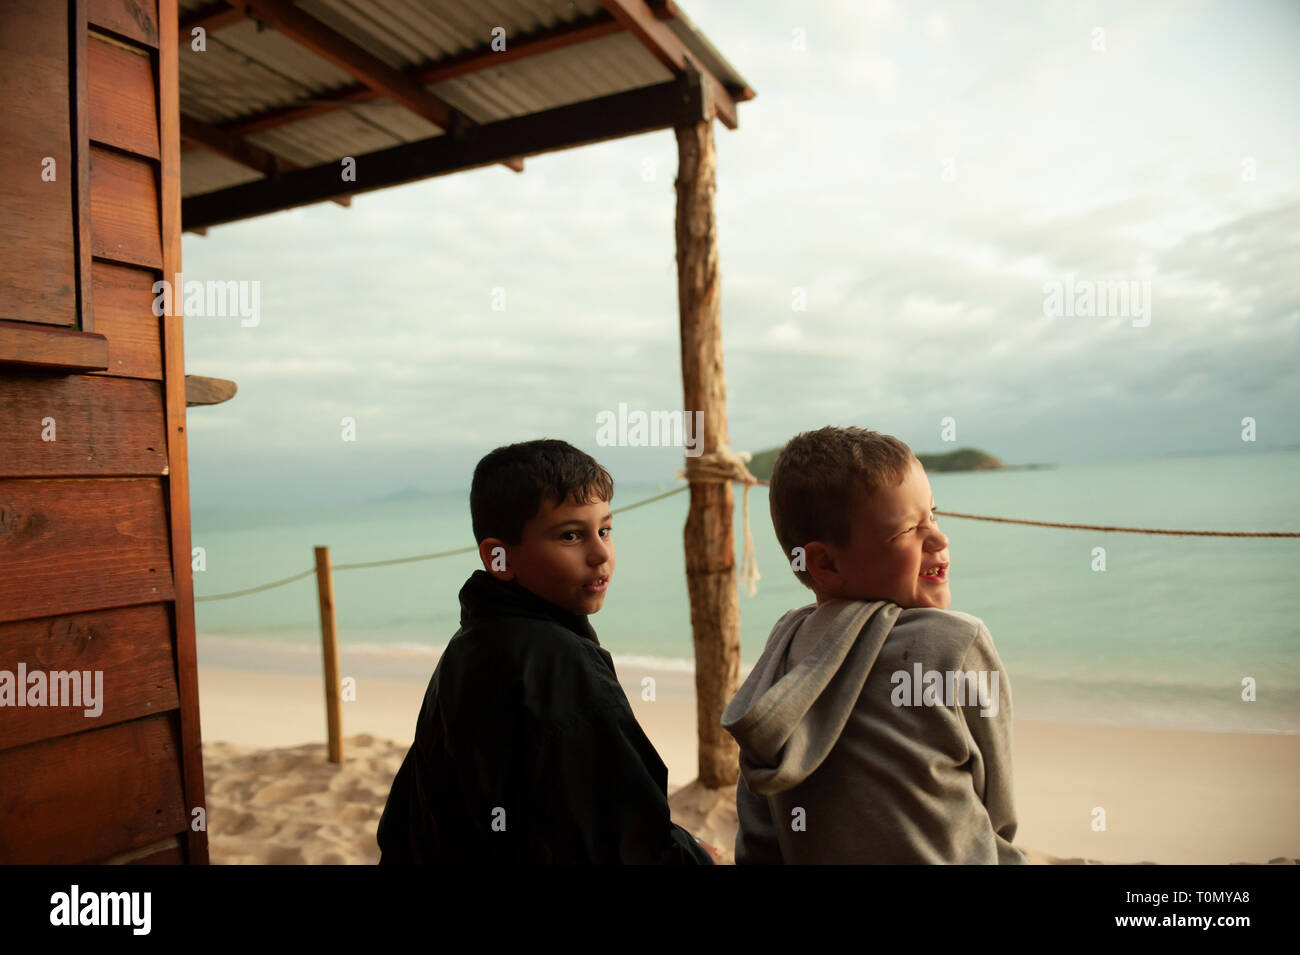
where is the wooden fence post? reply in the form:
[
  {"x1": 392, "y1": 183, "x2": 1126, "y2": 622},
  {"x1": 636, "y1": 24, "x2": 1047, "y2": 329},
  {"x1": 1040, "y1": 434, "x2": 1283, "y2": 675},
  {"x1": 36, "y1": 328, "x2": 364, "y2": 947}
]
[{"x1": 314, "y1": 546, "x2": 343, "y2": 763}]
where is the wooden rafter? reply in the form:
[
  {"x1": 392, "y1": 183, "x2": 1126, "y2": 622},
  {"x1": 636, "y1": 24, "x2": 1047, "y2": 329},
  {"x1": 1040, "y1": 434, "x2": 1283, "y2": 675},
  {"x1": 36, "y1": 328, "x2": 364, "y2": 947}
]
[
  {"x1": 598, "y1": 0, "x2": 738, "y2": 128},
  {"x1": 236, "y1": 0, "x2": 522, "y2": 172},
  {"x1": 203, "y1": 11, "x2": 627, "y2": 140}
]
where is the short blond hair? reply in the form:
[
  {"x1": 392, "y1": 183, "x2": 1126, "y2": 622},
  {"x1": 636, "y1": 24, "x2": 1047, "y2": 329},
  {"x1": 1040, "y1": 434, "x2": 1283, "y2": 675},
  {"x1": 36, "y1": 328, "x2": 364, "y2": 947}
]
[{"x1": 769, "y1": 427, "x2": 917, "y2": 589}]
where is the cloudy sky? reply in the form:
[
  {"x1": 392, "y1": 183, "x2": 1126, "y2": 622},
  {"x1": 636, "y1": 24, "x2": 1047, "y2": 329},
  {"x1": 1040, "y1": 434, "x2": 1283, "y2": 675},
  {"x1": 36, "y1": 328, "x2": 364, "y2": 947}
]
[{"x1": 180, "y1": 0, "x2": 1300, "y2": 509}]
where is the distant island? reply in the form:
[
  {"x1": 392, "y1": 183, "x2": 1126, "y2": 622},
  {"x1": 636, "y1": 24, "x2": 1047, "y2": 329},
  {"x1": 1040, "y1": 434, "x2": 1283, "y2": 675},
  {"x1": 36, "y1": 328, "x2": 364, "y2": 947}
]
[
  {"x1": 746, "y1": 446, "x2": 1047, "y2": 481},
  {"x1": 371, "y1": 486, "x2": 436, "y2": 503}
]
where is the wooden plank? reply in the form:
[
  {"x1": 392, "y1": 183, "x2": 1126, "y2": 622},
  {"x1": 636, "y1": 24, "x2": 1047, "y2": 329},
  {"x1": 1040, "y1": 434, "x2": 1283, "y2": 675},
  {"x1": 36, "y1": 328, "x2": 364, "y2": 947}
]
[
  {"x1": 185, "y1": 74, "x2": 708, "y2": 228},
  {"x1": 0, "y1": 320, "x2": 109, "y2": 373},
  {"x1": 0, "y1": 373, "x2": 168, "y2": 477},
  {"x1": 88, "y1": 0, "x2": 160, "y2": 48},
  {"x1": 185, "y1": 374, "x2": 237, "y2": 406},
  {"x1": 0, "y1": 713, "x2": 188, "y2": 864},
  {"x1": 0, "y1": 0, "x2": 78, "y2": 327},
  {"x1": 90, "y1": 145, "x2": 163, "y2": 267},
  {"x1": 89, "y1": 261, "x2": 163, "y2": 380},
  {"x1": 599, "y1": 0, "x2": 738, "y2": 128},
  {"x1": 0, "y1": 603, "x2": 180, "y2": 753},
  {"x1": 158, "y1": 0, "x2": 209, "y2": 867},
  {"x1": 74, "y1": 0, "x2": 96, "y2": 333},
  {"x1": 113, "y1": 835, "x2": 185, "y2": 864},
  {"x1": 0, "y1": 478, "x2": 175, "y2": 624},
  {"x1": 88, "y1": 32, "x2": 160, "y2": 159}
]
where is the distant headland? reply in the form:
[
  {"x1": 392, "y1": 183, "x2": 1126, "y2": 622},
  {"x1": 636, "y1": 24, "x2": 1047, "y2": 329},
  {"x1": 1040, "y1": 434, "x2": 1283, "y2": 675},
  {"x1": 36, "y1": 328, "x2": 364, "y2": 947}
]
[{"x1": 745, "y1": 446, "x2": 1050, "y2": 481}]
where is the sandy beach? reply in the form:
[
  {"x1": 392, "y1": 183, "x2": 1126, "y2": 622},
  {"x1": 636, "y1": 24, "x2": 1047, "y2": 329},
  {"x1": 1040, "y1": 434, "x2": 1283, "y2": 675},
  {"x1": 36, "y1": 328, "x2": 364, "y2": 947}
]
[{"x1": 198, "y1": 664, "x2": 1299, "y2": 865}]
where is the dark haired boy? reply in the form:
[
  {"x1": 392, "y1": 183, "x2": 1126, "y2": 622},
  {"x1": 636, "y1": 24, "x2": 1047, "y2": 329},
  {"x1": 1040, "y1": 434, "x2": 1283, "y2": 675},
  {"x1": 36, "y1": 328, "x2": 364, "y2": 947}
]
[
  {"x1": 377, "y1": 439, "x2": 713, "y2": 864},
  {"x1": 722, "y1": 426, "x2": 1026, "y2": 864}
]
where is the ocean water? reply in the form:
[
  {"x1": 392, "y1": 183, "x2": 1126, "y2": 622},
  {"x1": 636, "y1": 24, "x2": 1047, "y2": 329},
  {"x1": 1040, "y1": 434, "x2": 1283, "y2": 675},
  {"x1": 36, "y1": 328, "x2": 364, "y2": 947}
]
[{"x1": 192, "y1": 450, "x2": 1300, "y2": 733}]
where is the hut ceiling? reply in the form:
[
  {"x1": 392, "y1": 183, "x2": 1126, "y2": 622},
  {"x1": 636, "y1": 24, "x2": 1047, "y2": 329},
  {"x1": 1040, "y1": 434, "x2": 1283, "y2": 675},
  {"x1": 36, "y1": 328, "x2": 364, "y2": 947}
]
[{"x1": 173, "y1": 0, "x2": 754, "y2": 229}]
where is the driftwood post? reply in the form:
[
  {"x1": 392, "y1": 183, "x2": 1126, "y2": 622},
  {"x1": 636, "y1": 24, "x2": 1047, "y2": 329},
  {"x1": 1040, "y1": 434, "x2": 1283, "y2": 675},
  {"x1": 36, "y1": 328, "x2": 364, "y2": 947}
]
[
  {"x1": 675, "y1": 117, "x2": 741, "y2": 789},
  {"x1": 314, "y1": 546, "x2": 344, "y2": 763}
]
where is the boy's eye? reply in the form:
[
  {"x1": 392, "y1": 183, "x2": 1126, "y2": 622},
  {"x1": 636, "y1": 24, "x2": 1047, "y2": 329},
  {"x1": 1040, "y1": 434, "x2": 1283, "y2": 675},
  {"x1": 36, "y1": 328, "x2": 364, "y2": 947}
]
[
  {"x1": 906, "y1": 510, "x2": 937, "y2": 533},
  {"x1": 561, "y1": 527, "x2": 613, "y2": 541}
]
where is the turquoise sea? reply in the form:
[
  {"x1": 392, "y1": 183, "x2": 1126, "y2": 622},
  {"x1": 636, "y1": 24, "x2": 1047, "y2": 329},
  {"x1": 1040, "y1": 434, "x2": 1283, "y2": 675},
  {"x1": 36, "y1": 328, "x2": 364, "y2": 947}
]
[{"x1": 192, "y1": 450, "x2": 1300, "y2": 733}]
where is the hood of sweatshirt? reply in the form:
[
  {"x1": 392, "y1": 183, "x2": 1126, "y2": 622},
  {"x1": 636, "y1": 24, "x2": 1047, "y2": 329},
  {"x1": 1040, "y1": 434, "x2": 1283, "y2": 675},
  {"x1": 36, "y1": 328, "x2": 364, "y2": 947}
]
[{"x1": 721, "y1": 598, "x2": 901, "y2": 796}]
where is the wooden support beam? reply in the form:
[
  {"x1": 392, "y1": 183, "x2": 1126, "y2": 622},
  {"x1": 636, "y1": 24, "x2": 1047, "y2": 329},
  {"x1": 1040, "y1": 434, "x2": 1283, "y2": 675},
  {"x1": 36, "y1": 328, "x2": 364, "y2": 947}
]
[
  {"x1": 184, "y1": 73, "x2": 708, "y2": 229},
  {"x1": 599, "y1": 0, "x2": 738, "y2": 129},
  {"x1": 675, "y1": 117, "x2": 740, "y2": 788},
  {"x1": 158, "y1": 0, "x2": 210, "y2": 867}
]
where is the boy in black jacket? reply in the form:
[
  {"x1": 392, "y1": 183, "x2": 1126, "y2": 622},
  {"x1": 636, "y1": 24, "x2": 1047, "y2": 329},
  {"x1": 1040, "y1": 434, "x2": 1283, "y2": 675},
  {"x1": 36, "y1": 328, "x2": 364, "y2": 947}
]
[{"x1": 377, "y1": 439, "x2": 714, "y2": 864}]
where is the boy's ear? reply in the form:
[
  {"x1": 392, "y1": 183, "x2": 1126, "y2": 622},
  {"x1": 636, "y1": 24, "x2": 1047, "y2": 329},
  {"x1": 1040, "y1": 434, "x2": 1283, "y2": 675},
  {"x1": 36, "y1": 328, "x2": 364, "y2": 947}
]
[
  {"x1": 802, "y1": 541, "x2": 839, "y2": 595},
  {"x1": 478, "y1": 539, "x2": 514, "y2": 579}
]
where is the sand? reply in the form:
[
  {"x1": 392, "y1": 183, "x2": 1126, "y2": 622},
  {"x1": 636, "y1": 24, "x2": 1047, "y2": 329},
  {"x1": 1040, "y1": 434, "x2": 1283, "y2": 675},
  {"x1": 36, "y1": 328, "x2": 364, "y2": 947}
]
[{"x1": 198, "y1": 665, "x2": 1299, "y2": 865}]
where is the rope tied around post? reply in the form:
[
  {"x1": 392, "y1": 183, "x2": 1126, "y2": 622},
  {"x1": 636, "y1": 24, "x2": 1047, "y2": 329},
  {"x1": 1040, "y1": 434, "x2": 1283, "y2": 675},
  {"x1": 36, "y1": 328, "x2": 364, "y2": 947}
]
[{"x1": 674, "y1": 445, "x2": 762, "y2": 596}]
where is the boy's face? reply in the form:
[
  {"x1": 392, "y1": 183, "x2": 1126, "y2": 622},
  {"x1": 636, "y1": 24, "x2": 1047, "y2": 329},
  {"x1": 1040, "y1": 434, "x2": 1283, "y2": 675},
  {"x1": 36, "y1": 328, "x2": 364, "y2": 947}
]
[
  {"x1": 810, "y1": 458, "x2": 950, "y2": 610},
  {"x1": 487, "y1": 493, "x2": 614, "y2": 616}
]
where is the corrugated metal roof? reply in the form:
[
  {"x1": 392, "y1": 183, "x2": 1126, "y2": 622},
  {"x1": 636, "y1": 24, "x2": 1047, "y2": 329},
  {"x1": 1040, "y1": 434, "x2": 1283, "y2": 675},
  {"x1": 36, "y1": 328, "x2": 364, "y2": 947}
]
[{"x1": 180, "y1": 0, "x2": 751, "y2": 199}]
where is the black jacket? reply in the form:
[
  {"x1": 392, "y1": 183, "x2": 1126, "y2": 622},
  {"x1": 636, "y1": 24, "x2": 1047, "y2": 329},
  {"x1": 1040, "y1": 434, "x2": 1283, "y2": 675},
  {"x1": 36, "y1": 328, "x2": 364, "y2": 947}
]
[{"x1": 376, "y1": 570, "x2": 713, "y2": 864}]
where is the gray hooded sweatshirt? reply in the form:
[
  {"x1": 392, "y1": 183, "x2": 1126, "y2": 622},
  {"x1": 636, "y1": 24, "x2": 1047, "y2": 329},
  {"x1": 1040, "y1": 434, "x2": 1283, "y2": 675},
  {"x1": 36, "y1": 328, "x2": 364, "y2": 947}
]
[{"x1": 721, "y1": 598, "x2": 1027, "y2": 864}]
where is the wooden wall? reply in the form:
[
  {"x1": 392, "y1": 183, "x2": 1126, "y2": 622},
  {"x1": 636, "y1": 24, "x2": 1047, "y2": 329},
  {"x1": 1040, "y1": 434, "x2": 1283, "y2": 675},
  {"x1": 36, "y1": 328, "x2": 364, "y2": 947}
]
[{"x1": 0, "y1": 0, "x2": 207, "y2": 864}]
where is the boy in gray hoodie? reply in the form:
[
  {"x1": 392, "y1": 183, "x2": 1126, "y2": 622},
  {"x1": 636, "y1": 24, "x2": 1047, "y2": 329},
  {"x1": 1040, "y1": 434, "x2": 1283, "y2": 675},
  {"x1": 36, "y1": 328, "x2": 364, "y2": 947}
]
[{"x1": 722, "y1": 427, "x2": 1027, "y2": 864}]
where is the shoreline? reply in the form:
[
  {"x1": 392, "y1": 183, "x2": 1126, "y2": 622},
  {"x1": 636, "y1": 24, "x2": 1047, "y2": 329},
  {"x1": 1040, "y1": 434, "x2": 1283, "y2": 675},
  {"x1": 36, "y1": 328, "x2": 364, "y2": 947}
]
[
  {"x1": 198, "y1": 663, "x2": 1299, "y2": 865},
  {"x1": 196, "y1": 637, "x2": 1300, "y2": 736}
]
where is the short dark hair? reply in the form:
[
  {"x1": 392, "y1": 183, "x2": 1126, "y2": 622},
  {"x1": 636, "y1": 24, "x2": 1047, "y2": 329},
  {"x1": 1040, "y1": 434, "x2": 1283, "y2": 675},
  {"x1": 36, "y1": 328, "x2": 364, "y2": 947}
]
[
  {"x1": 470, "y1": 439, "x2": 614, "y2": 545},
  {"x1": 769, "y1": 427, "x2": 917, "y2": 589}
]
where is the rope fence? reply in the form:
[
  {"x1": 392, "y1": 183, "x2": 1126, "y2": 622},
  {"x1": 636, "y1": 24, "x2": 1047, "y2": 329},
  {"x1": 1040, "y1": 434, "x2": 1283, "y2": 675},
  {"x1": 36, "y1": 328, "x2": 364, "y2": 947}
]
[
  {"x1": 934, "y1": 511, "x2": 1300, "y2": 537},
  {"x1": 195, "y1": 476, "x2": 1296, "y2": 604},
  {"x1": 194, "y1": 484, "x2": 693, "y2": 603}
]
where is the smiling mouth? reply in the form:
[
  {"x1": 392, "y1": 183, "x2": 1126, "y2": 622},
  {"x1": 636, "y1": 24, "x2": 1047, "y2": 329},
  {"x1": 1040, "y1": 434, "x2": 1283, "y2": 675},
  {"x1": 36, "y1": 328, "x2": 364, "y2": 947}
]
[{"x1": 919, "y1": 563, "x2": 948, "y2": 582}]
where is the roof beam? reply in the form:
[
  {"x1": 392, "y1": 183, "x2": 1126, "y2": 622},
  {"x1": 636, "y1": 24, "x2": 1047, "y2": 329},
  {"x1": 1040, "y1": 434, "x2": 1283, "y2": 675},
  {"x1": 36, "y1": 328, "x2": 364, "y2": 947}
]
[
  {"x1": 179, "y1": 114, "x2": 351, "y2": 209},
  {"x1": 236, "y1": 0, "x2": 522, "y2": 172},
  {"x1": 180, "y1": 113, "x2": 286, "y2": 178},
  {"x1": 184, "y1": 73, "x2": 710, "y2": 230},
  {"x1": 178, "y1": 2, "x2": 245, "y2": 44},
  {"x1": 598, "y1": 0, "x2": 738, "y2": 128}
]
